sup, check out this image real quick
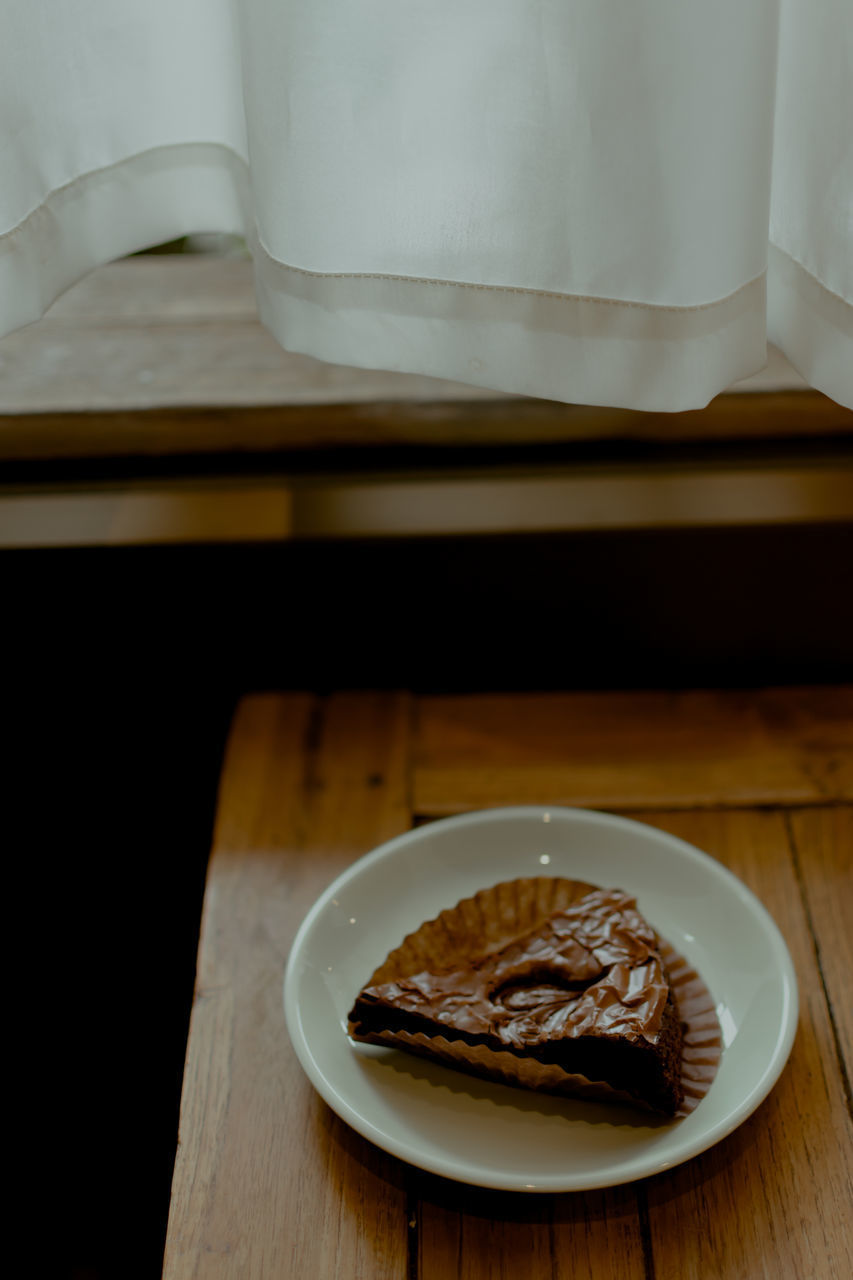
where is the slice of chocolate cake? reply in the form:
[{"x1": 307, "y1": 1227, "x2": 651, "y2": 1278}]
[{"x1": 348, "y1": 879, "x2": 685, "y2": 1115}]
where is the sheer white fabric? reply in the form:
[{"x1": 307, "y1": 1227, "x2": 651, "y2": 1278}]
[{"x1": 1, "y1": 1, "x2": 851, "y2": 411}]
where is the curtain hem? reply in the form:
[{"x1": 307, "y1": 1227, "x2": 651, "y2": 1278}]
[
  {"x1": 253, "y1": 240, "x2": 767, "y2": 413},
  {"x1": 0, "y1": 143, "x2": 248, "y2": 340},
  {"x1": 767, "y1": 245, "x2": 853, "y2": 411},
  {"x1": 5, "y1": 142, "x2": 850, "y2": 413}
]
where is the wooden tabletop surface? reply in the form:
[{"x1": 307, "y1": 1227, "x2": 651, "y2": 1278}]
[{"x1": 163, "y1": 688, "x2": 852, "y2": 1278}]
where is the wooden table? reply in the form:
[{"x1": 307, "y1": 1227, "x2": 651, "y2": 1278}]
[{"x1": 164, "y1": 689, "x2": 852, "y2": 1278}]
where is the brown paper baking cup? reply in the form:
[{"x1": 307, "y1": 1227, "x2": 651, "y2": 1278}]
[
  {"x1": 352, "y1": 877, "x2": 722, "y2": 1118},
  {"x1": 363, "y1": 876, "x2": 599, "y2": 986},
  {"x1": 658, "y1": 938, "x2": 723, "y2": 1116}
]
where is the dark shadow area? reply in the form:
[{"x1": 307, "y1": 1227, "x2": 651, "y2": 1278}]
[
  {"x1": 6, "y1": 521, "x2": 851, "y2": 1277},
  {"x1": 9, "y1": 521, "x2": 852, "y2": 691},
  {"x1": 3, "y1": 425, "x2": 850, "y2": 488}
]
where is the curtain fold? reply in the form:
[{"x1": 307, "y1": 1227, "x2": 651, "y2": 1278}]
[{"x1": 1, "y1": 1, "x2": 850, "y2": 411}]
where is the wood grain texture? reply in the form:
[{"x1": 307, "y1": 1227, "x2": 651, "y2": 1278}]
[
  {"x1": 416, "y1": 1175, "x2": 646, "y2": 1280},
  {"x1": 634, "y1": 809, "x2": 853, "y2": 1280},
  {"x1": 414, "y1": 688, "x2": 853, "y2": 814},
  {"x1": 163, "y1": 692, "x2": 413, "y2": 1280},
  {"x1": 787, "y1": 806, "x2": 853, "y2": 1088}
]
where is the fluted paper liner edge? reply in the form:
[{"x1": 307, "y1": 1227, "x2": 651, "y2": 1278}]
[{"x1": 350, "y1": 876, "x2": 722, "y2": 1118}]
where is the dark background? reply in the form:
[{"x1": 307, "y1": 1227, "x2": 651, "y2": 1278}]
[{"x1": 9, "y1": 520, "x2": 852, "y2": 1278}]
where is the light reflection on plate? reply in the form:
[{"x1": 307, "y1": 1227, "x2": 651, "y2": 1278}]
[{"x1": 284, "y1": 806, "x2": 798, "y2": 1191}]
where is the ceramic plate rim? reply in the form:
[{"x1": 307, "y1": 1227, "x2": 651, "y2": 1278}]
[{"x1": 283, "y1": 805, "x2": 798, "y2": 1191}]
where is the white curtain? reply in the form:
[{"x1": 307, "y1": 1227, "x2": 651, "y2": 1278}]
[{"x1": 1, "y1": 1, "x2": 850, "y2": 412}]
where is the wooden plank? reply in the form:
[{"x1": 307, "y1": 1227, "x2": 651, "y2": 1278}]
[
  {"x1": 414, "y1": 688, "x2": 853, "y2": 814},
  {"x1": 416, "y1": 1176, "x2": 646, "y2": 1280},
  {"x1": 0, "y1": 402, "x2": 524, "y2": 462},
  {"x1": 44, "y1": 256, "x2": 259, "y2": 322},
  {"x1": 163, "y1": 692, "x2": 413, "y2": 1280},
  {"x1": 788, "y1": 807, "x2": 853, "y2": 1085},
  {"x1": 629, "y1": 808, "x2": 853, "y2": 1280},
  {"x1": 5, "y1": 461, "x2": 853, "y2": 549},
  {"x1": 288, "y1": 463, "x2": 853, "y2": 538},
  {"x1": 0, "y1": 318, "x2": 504, "y2": 415},
  {"x1": 0, "y1": 482, "x2": 293, "y2": 548},
  {"x1": 2, "y1": 390, "x2": 850, "y2": 461}
]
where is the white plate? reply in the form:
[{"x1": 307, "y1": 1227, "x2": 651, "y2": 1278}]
[{"x1": 283, "y1": 806, "x2": 798, "y2": 1191}]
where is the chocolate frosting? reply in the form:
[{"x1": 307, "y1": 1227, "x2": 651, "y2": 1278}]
[{"x1": 357, "y1": 889, "x2": 671, "y2": 1047}]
